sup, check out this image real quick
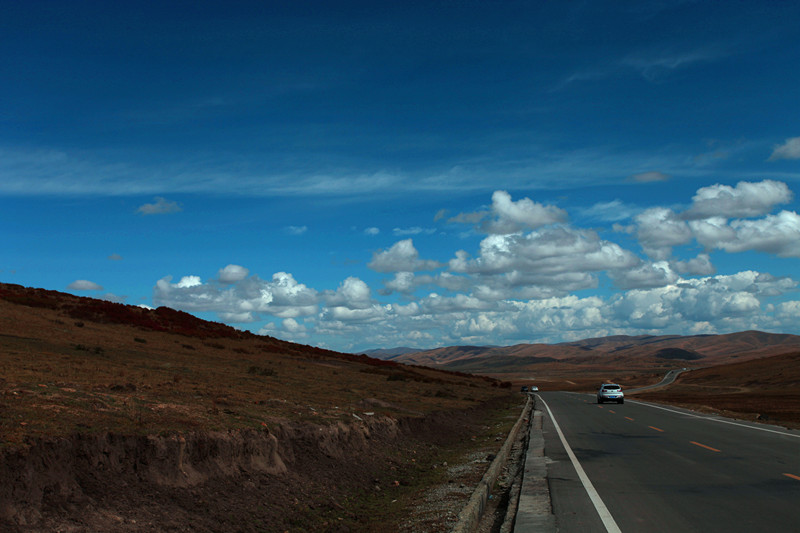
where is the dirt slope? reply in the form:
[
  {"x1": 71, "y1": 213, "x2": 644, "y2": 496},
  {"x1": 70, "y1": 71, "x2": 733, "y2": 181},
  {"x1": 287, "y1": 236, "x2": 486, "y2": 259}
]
[
  {"x1": 1, "y1": 400, "x2": 524, "y2": 532},
  {"x1": 0, "y1": 283, "x2": 517, "y2": 531}
]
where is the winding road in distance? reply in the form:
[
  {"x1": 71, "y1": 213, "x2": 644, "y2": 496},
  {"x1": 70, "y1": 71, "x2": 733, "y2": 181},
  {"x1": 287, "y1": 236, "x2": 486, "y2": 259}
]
[
  {"x1": 625, "y1": 367, "x2": 687, "y2": 393},
  {"x1": 527, "y1": 392, "x2": 800, "y2": 532}
]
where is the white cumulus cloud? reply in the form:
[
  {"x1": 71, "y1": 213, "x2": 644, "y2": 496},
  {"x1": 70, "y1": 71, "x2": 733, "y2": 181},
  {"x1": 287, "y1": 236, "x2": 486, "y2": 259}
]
[
  {"x1": 218, "y1": 264, "x2": 250, "y2": 283},
  {"x1": 368, "y1": 239, "x2": 442, "y2": 272},
  {"x1": 154, "y1": 270, "x2": 318, "y2": 319},
  {"x1": 142, "y1": 183, "x2": 800, "y2": 352},
  {"x1": 451, "y1": 227, "x2": 639, "y2": 277},
  {"x1": 628, "y1": 180, "x2": 798, "y2": 261},
  {"x1": 484, "y1": 190, "x2": 568, "y2": 234},
  {"x1": 380, "y1": 271, "x2": 436, "y2": 295},
  {"x1": 683, "y1": 180, "x2": 792, "y2": 220},
  {"x1": 609, "y1": 261, "x2": 679, "y2": 290},
  {"x1": 449, "y1": 190, "x2": 568, "y2": 235},
  {"x1": 67, "y1": 280, "x2": 104, "y2": 291},
  {"x1": 672, "y1": 253, "x2": 716, "y2": 276},
  {"x1": 634, "y1": 207, "x2": 693, "y2": 260},
  {"x1": 323, "y1": 277, "x2": 373, "y2": 309},
  {"x1": 707, "y1": 211, "x2": 800, "y2": 257}
]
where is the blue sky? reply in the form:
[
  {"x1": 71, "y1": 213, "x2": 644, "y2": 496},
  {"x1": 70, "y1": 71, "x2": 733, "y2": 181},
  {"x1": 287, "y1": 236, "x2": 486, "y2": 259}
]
[{"x1": 3, "y1": 1, "x2": 800, "y2": 353}]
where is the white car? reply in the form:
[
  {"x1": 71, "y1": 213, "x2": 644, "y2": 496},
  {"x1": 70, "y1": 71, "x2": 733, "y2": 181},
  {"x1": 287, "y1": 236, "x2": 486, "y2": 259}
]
[
  {"x1": 530, "y1": 385, "x2": 539, "y2": 392},
  {"x1": 597, "y1": 383, "x2": 624, "y2": 404}
]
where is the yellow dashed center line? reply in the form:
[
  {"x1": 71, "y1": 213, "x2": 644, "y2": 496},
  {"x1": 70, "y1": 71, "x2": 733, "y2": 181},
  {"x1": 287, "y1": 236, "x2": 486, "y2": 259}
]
[
  {"x1": 691, "y1": 441, "x2": 721, "y2": 452},
  {"x1": 609, "y1": 410, "x2": 616, "y2": 414},
  {"x1": 624, "y1": 417, "x2": 634, "y2": 421},
  {"x1": 784, "y1": 473, "x2": 800, "y2": 481},
  {"x1": 648, "y1": 426, "x2": 664, "y2": 432}
]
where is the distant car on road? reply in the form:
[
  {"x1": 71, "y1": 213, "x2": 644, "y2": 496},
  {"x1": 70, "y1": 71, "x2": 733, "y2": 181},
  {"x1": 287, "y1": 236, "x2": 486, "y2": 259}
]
[
  {"x1": 520, "y1": 386, "x2": 528, "y2": 392},
  {"x1": 530, "y1": 385, "x2": 538, "y2": 392},
  {"x1": 597, "y1": 383, "x2": 624, "y2": 404}
]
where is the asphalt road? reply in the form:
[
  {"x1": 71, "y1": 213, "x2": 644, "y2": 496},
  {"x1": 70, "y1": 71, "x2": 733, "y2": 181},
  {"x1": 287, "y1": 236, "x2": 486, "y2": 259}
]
[
  {"x1": 530, "y1": 392, "x2": 800, "y2": 532},
  {"x1": 625, "y1": 368, "x2": 687, "y2": 393}
]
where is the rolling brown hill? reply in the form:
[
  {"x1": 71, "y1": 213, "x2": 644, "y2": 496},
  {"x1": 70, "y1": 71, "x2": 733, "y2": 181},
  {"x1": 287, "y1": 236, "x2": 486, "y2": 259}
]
[
  {"x1": 393, "y1": 331, "x2": 800, "y2": 375},
  {"x1": 0, "y1": 283, "x2": 518, "y2": 531}
]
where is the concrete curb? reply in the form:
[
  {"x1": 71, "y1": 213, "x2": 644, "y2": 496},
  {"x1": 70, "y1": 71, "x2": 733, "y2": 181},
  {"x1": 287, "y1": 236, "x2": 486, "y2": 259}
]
[
  {"x1": 451, "y1": 396, "x2": 533, "y2": 533},
  {"x1": 512, "y1": 396, "x2": 556, "y2": 532}
]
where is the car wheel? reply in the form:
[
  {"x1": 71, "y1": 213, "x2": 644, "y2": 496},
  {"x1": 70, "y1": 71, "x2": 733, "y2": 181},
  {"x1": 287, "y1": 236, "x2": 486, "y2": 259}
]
[
  {"x1": 597, "y1": 399, "x2": 602, "y2": 404},
  {"x1": 619, "y1": 399, "x2": 624, "y2": 404}
]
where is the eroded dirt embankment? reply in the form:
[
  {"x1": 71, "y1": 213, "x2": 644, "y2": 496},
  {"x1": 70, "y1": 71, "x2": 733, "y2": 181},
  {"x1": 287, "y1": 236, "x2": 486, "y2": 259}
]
[{"x1": 0, "y1": 403, "x2": 501, "y2": 532}]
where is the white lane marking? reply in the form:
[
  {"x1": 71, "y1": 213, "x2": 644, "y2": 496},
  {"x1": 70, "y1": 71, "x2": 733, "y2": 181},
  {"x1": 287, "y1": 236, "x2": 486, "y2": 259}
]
[
  {"x1": 538, "y1": 395, "x2": 622, "y2": 533},
  {"x1": 627, "y1": 400, "x2": 800, "y2": 439}
]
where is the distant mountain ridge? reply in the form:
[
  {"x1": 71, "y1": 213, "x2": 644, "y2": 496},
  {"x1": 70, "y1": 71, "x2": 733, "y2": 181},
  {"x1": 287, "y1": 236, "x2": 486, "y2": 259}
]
[
  {"x1": 378, "y1": 331, "x2": 800, "y2": 373},
  {"x1": 360, "y1": 347, "x2": 421, "y2": 360}
]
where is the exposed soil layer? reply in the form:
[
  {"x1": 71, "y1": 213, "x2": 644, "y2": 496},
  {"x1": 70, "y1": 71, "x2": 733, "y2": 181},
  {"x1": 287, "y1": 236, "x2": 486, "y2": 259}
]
[{"x1": 0, "y1": 397, "x2": 521, "y2": 532}]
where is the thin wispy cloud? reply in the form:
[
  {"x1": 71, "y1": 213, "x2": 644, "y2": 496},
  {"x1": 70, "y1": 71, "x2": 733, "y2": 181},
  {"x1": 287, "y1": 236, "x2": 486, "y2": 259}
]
[
  {"x1": 769, "y1": 137, "x2": 800, "y2": 161},
  {"x1": 137, "y1": 197, "x2": 182, "y2": 215},
  {"x1": 622, "y1": 45, "x2": 728, "y2": 81},
  {"x1": 393, "y1": 227, "x2": 437, "y2": 236},
  {"x1": 557, "y1": 45, "x2": 728, "y2": 89},
  {"x1": 2, "y1": 139, "x2": 789, "y2": 200},
  {"x1": 285, "y1": 225, "x2": 308, "y2": 235},
  {"x1": 630, "y1": 171, "x2": 670, "y2": 183},
  {"x1": 582, "y1": 200, "x2": 640, "y2": 222}
]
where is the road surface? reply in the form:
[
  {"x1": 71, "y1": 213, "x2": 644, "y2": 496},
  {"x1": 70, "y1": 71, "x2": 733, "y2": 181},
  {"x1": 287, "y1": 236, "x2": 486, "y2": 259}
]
[
  {"x1": 525, "y1": 392, "x2": 800, "y2": 532},
  {"x1": 626, "y1": 368, "x2": 687, "y2": 393}
]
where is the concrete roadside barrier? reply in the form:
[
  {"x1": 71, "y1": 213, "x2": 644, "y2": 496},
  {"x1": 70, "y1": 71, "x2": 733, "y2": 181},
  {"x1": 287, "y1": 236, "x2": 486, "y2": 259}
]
[
  {"x1": 451, "y1": 395, "x2": 533, "y2": 533},
  {"x1": 511, "y1": 396, "x2": 556, "y2": 532}
]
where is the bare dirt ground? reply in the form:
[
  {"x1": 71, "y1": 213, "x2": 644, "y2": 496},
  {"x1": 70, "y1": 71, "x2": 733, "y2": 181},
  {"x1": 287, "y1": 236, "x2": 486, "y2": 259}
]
[
  {"x1": 1, "y1": 397, "x2": 526, "y2": 532},
  {"x1": 399, "y1": 398, "x2": 529, "y2": 533},
  {"x1": 0, "y1": 284, "x2": 522, "y2": 532}
]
